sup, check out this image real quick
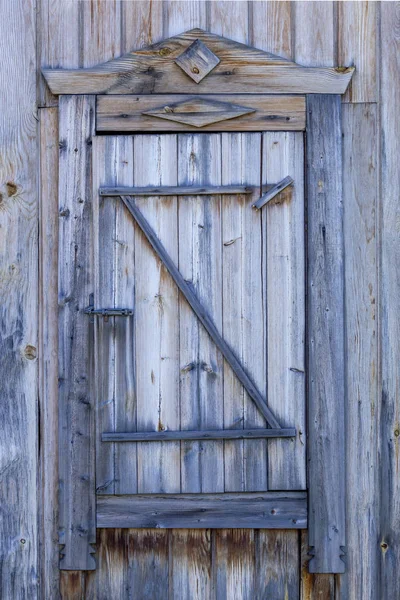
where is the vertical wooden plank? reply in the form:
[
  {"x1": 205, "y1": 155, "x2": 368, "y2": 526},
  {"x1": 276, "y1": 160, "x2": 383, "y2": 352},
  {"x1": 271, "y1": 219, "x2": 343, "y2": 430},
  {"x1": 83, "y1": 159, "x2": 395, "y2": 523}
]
[
  {"x1": 163, "y1": 0, "x2": 207, "y2": 37},
  {"x1": 38, "y1": 0, "x2": 80, "y2": 106},
  {"x1": 263, "y1": 131, "x2": 306, "y2": 490},
  {"x1": 92, "y1": 136, "x2": 136, "y2": 495},
  {"x1": 256, "y1": 530, "x2": 299, "y2": 599},
  {"x1": 94, "y1": 529, "x2": 129, "y2": 600},
  {"x1": 58, "y1": 95, "x2": 96, "y2": 570},
  {"x1": 294, "y1": 1, "x2": 336, "y2": 66},
  {"x1": 39, "y1": 106, "x2": 59, "y2": 599},
  {"x1": 127, "y1": 530, "x2": 169, "y2": 600},
  {"x1": 221, "y1": 133, "x2": 267, "y2": 493},
  {"x1": 307, "y1": 95, "x2": 345, "y2": 574},
  {"x1": 169, "y1": 530, "x2": 212, "y2": 600},
  {"x1": 207, "y1": 1, "x2": 249, "y2": 43},
  {"x1": 121, "y1": 1, "x2": 164, "y2": 53},
  {"x1": 80, "y1": 0, "x2": 122, "y2": 67},
  {"x1": 300, "y1": 532, "x2": 336, "y2": 600},
  {"x1": 338, "y1": 1, "x2": 378, "y2": 103},
  {"x1": 0, "y1": 0, "x2": 38, "y2": 595},
  {"x1": 380, "y1": 3, "x2": 400, "y2": 598},
  {"x1": 250, "y1": 0, "x2": 293, "y2": 59},
  {"x1": 341, "y1": 103, "x2": 379, "y2": 600},
  {"x1": 134, "y1": 134, "x2": 180, "y2": 494},
  {"x1": 178, "y1": 134, "x2": 224, "y2": 494},
  {"x1": 114, "y1": 139, "x2": 137, "y2": 496},
  {"x1": 213, "y1": 530, "x2": 255, "y2": 600},
  {"x1": 60, "y1": 571, "x2": 86, "y2": 600}
]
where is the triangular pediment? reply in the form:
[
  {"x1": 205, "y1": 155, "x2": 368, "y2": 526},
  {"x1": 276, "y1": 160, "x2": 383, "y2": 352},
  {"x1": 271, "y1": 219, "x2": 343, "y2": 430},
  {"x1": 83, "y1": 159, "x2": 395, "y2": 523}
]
[{"x1": 42, "y1": 28, "x2": 354, "y2": 96}]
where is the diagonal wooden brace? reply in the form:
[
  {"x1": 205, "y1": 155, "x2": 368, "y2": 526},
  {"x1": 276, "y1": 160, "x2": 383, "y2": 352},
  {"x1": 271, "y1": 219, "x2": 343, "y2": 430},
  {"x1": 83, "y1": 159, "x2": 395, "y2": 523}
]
[{"x1": 120, "y1": 195, "x2": 283, "y2": 430}]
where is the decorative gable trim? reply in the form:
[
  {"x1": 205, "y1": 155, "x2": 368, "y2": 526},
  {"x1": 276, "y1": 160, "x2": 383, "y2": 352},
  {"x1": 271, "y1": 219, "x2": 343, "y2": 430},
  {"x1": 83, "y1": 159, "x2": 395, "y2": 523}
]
[{"x1": 42, "y1": 29, "x2": 354, "y2": 96}]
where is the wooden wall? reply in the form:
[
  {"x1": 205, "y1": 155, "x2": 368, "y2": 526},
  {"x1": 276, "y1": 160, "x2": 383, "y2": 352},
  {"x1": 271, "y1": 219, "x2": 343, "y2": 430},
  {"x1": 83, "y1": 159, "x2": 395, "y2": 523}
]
[{"x1": 0, "y1": 0, "x2": 398, "y2": 598}]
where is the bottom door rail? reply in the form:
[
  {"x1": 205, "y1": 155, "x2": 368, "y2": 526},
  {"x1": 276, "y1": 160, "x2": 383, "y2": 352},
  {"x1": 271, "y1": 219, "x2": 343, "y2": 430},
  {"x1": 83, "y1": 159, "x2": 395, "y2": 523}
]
[{"x1": 97, "y1": 492, "x2": 307, "y2": 529}]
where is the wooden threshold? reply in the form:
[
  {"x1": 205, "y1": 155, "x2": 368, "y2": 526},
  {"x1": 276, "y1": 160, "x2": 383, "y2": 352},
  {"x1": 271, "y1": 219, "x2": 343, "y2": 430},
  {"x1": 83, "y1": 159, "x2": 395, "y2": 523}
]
[
  {"x1": 102, "y1": 428, "x2": 296, "y2": 442},
  {"x1": 96, "y1": 492, "x2": 307, "y2": 529}
]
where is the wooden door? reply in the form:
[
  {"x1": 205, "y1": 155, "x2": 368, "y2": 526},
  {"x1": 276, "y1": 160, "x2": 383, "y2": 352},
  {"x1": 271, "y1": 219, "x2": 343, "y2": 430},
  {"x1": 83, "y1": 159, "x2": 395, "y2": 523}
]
[{"x1": 92, "y1": 131, "x2": 305, "y2": 507}]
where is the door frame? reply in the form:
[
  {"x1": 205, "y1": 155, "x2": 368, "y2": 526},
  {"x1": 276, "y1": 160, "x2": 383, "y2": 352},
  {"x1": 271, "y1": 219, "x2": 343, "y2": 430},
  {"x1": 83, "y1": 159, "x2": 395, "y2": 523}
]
[{"x1": 45, "y1": 29, "x2": 353, "y2": 574}]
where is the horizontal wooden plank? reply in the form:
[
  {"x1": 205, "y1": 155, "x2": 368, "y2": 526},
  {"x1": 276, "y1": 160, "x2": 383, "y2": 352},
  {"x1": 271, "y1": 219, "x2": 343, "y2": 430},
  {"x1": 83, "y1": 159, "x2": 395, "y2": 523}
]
[
  {"x1": 96, "y1": 95, "x2": 306, "y2": 132},
  {"x1": 100, "y1": 185, "x2": 253, "y2": 197},
  {"x1": 102, "y1": 428, "x2": 296, "y2": 442},
  {"x1": 97, "y1": 492, "x2": 307, "y2": 529},
  {"x1": 120, "y1": 195, "x2": 282, "y2": 429},
  {"x1": 253, "y1": 175, "x2": 294, "y2": 209}
]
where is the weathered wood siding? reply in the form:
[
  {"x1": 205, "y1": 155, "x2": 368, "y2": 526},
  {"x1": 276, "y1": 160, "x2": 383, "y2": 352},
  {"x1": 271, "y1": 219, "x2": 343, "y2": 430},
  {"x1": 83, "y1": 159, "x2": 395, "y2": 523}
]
[{"x1": 0, "y1": 0, "x2": 396, "y2": 598}]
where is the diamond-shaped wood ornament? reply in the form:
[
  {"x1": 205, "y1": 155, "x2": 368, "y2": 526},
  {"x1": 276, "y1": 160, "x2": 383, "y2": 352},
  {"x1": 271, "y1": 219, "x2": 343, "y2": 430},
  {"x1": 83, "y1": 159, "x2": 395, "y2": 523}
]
[
  {"x1": 175, "y1": 39, "x2": 220, "y2": 83},
  {"x1": 142, "y1": 97, "x2": 255, "y2": 128}
]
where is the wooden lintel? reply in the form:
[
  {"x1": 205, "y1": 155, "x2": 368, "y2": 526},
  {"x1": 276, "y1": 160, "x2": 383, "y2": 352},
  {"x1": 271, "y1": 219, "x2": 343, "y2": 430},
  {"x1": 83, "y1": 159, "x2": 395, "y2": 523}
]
[
  {"x1": 102, "y1": 428, "x2": 296, "y2": 442},
  {"x1": 253, "y1": 176, "x2": 294, "y2": 209},
  {"x1": 97, "y1": 492, "x2": 308, "y2": 529},
  {"x1": 100, "y1": 185, "x2": 253, "y2": 197},
  {"x1": 42, "y1": 29, "x2": 354, "y2": 96}
]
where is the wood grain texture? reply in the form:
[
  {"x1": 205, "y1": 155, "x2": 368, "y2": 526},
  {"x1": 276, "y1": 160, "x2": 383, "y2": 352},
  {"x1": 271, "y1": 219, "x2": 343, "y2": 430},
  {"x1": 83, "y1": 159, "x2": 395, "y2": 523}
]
[
  {"x1": 101, "y1": 184, "x2": 254, "y2": 197},
  {"x1": 306, "y1": 95, "x2": 345, "y2": 574},
  {"x1": 177, "y1": 133, "x2": 225, "y2": 493},
  {"x1": 97, "y1": 94, "x2": 306, "y2": 133},
  {"x1": 169, "y1": 530, "x2": 212, "y2": 600},
  {"x1": 42, "y1": 28, "x2": 354, "y2": 96},
  {"x1": 39, "y1": 107, "x2": 59, "y2": 599},
  {"x1": 102, "y1": 428, "x2": 295, "y2": 442},
  {"x1": 257, "y1": 530, "x2": 300, "y2": 599},
  {"x1": 121, "y1": 193, "x2": 280, "y2": 429},
  {"x1": 300, "y1": 532, "x2": 335, "y2": 600},
  {"x1": 97, "y1": 492, "x2": 307, "y2": 529},
  {"x1": 58, "y1": 95, "x2": 96, "y2": 570},
  {"x1": 133, "y1": 134, "x2": 181, "y2": 495},
  {"x1": 380, "y1": 3, "x2": 400, "y2": 598},
  {"x1": 341, "y1": 104, "x2": 379, "y2": 599},
  {"x1": 263, "y1": 132, "x2": 306, "y2": 491},
  {"x1": 338, "y1": 1, "x2": 377, "y2": 103},
  {"x1": 294, "y1": 1, "x2": 335, "y2": 67},
  {"x1": 250, "y1": 1, "x2": 293, "y2": 59},
  {"x1": 213, "y1": 530, "x2": 255, "y2": 600},
  {"x1": 221, "y1": 133, "x2": 268, "y2": 493},
  {"x1": 0, "y1": 0, "x2": 38, "y2": 595},
  {"x1": 92, "y1": 136, "x2": 136, "y2": 496}
]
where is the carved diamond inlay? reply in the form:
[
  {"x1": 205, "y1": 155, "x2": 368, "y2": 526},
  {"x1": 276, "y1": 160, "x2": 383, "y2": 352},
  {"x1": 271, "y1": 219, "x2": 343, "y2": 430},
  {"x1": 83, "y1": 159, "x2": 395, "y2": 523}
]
[
  {"x1": 142, "y1": 97, "x2": 256, "y2": 128},
  {"x1": 175, "y1": 39, "x2": 220, "y2": 83}
]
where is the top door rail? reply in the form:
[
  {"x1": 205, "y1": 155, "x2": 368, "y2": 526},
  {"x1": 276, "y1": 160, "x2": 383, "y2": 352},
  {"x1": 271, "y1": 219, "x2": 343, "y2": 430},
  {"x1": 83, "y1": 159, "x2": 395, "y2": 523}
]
[{"x1": 99, "y1": 185, "x2": 253, "y2": 197}]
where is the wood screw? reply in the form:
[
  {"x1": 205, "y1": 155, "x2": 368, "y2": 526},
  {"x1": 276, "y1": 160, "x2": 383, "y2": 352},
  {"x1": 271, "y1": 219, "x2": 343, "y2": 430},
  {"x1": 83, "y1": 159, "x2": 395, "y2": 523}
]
[{"x1": 192, "y1": 66, "x2": 199, "y2": 74}]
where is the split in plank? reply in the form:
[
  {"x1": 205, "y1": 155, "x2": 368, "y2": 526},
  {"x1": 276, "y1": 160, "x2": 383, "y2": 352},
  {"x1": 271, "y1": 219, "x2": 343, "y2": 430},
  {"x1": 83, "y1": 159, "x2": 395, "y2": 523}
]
[
  {"x1": 100, "y1": 185, "x2": 253, "y2": 197},
  {"x1": 102, "y1": 428, "x2": 296, "y2": 442},
  {"x1": 119, "y1": 195, "x2": 282, "y2": 429},
  {"x1": 97, "y1": 492, "x2": 307, "y2": 529}
]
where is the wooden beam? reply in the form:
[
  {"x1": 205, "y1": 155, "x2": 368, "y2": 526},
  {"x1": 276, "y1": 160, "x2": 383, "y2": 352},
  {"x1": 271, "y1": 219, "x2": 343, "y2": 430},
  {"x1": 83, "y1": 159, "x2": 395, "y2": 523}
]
[
  {"x1": 119, "y1": 195, "x2": 282, "y2": 430},
  {"x1": 102, "y1": 428, "x2": 296, "y2": 442},
  {"x1": 100, "y1": 185, "x2": 253, "y2": 197},
  {"x1": 96, "y1": 94, "x2": 306, "y2": 133},
  {"x1": 306, "y1": 95, "x2": 346, "y2": 574},
  {"x1": 97, "y1": 492, "x2": 308, "y2": 529},
  {"x1": 42, "y1": 29, "x2": 354, "y2": 96},
  {"x1": 253, "y1": 176, "x2": 294, "y2": 209},
  {"x1": 58, "y1": 96, "x2": 96, "y2": 570}
]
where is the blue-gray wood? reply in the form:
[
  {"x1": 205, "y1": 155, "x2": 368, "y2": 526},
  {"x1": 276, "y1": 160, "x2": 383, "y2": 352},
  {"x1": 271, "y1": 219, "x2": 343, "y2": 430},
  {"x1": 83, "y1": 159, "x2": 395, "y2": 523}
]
[
  {"x1": 119, "y1": 195, "x2": 282, "y2": 430},
  {"x1": 96, "y1": 492, "x2": 307, "y2": 529},
  {"x1": 100, "y1": 185, "x2": 253, "y2": 197},
  {"x1": 252, "y1": 175, "x2": 294, "y2": 210},
  {"x1": 102, "y1": 428, "x2": 296, "y2": 442},
  {"x1": 58, "y1": 96, "x2": 96, "y2": 570},
  {"x1": 306, "y1": 94, "x2": 346, "y2": 574}
]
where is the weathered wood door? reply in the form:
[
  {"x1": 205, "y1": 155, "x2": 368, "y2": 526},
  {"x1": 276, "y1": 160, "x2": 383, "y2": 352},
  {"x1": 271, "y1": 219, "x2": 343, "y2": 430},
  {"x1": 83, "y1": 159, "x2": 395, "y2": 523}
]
[
  {"x1": 92, "y1": 130, "x2": 305, "y2": 500},
  {"x1": 53, "y1": 29, "x2": 351, "y2": 574}
]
